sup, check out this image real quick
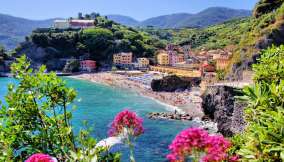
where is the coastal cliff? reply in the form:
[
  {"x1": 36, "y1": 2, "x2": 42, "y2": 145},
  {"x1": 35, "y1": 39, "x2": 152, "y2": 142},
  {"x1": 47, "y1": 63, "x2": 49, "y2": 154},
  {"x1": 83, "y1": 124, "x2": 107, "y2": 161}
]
[{"x1": 201, "y1": 85, "x2": 247, "y2": 137}]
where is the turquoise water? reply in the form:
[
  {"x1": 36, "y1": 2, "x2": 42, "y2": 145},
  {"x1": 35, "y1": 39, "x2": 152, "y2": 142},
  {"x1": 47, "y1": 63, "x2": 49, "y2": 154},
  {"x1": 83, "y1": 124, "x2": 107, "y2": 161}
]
[{"x1": 0, "y1": 77, "x2": 192, "y2": 162}]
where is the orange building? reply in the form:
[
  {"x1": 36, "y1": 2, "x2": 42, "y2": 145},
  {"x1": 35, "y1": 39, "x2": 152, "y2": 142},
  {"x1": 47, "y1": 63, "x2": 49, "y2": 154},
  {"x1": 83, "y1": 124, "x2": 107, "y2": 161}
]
[
  {"x1": 177, "y1": 54, "x2": 185, "y2": 63},
  {"x1": 80, "y1": 60, "x2": 96, "y2": 72},
  {"x1": 157, "y1": 51, "x2": 169, "y2": 66}
]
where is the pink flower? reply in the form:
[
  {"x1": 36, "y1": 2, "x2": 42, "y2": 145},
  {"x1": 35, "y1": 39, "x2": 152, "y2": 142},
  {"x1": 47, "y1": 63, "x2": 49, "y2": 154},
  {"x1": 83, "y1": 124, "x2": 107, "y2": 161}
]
[
  {"x1": 108, "y1": 109, "x2": 144, "y2": 137},
  {"x1": 167, "y1": 128, "x2": 233, "y2": 162},
  {"x1": 26, "y1": 153, "x2": 55, "y2": 162},
  {"x1": 229, "y1": 155, "x2": 239, "y2": 162},
  {"x1": 167, "y1": 128, "x2": 209, "y2": 161}
]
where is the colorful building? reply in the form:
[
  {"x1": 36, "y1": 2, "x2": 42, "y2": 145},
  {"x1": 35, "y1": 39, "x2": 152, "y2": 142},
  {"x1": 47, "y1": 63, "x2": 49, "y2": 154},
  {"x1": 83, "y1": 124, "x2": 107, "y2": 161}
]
[
  {"x1": 80, "y1": 60, "x2": 96, "y2": 72},
  {"x1": 177, "y1": 54, "x2": 185, "y2": 63},
  {"x1": 168, "y1": 51, "x2": 178, "y2": 66},
  {"x1": 201, "y1": 63, "x2": 215, "y2": 73},
  {"x1": 214, "y1": 53, "x2": 231, "y2": 70},
  {"x1": 137, "y1": 58, "x2": 149, "y2": 68},
  {"x1": 216, "y1": 58, "x2": 230, "y2": 70},
  {"x1": 150, "y1": 66, "x2": 201, "y2": 78},
  {"x1": 157, "y1": 51, "x2": 169, "y2": 66},
  {"x1": 175, "y1": 62, "x2": 201, "y2": 70},
  {"x1": 69, "y1": 20, "x2": 95, "y2": 29},
  {"x1": 113, "y1": 52, "x2": 133, "y2": 66}
]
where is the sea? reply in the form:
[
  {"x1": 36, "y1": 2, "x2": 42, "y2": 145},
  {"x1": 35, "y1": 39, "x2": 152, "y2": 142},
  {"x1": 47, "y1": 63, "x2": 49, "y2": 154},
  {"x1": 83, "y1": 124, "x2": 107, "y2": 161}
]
[{"x1": 0, "y1": 77, "x2": 193, "y2": 162}]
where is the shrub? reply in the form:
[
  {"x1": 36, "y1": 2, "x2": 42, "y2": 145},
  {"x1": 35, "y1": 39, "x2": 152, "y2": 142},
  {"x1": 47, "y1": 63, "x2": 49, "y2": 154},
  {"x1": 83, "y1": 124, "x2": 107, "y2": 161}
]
[
  {"x1": 0, "y1": 55, "x2": 120, "y2": 161},
  {"x1": 108, "y1": 109, "x2": 144, "y2": 162},
  {"x1": 235, "y1": 46, "x2": 284, "y2": 161}
]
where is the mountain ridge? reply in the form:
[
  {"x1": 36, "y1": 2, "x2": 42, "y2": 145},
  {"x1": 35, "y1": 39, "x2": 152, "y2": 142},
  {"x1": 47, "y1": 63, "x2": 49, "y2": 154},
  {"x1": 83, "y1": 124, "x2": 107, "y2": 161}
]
[
  {"x1": 0, "y1": 7, "x2": 251, "y2": 49},
  {"x1": 107, "y1": 7, "x2": 252, "y2": 28},
  {"x1": 0, "y1": 13, "x2": 56, "y2": 49}
]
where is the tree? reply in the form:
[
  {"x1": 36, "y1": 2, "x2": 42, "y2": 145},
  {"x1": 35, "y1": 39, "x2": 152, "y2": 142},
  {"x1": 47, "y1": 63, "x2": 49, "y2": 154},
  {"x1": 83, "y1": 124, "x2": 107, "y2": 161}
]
[
  {"x1": 82, "y1": 28, "x2": 114, "y2": 61},
  {"x1": 0, "y1": 56, "x2": 120, "y2": 161}
]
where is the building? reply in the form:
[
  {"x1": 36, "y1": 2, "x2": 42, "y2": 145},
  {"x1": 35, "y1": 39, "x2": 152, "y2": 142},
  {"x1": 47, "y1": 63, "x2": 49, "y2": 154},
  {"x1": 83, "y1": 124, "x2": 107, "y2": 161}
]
[
  {"x1": 168, "y1": 51, "x2": 179, "y2": 66},
  {"x1": 157, "y1": 51, "x2": 169, "y2": 66},
  {"x1": 113, "y1": 52, "x2": 133, "y2": 66},
  {"x1": 69, "y1": 20, "x2": 95, "y2": 29},
  {"x1": 175, "y1": 62, "x2": 201, "y2": 70},
  {"x1": 150, "y1": 66, "x2": 201, "y2": 78},
  {"x1": 211, "y1": 50, "x2": 231, "y2": 60},
  {"x1": 177, "y1": 54, "x2": 185, "y2": 63},
  {"x1": 54, "y1": 20, "x2": 70, "y2": 29},
  {"x1": 201, "y1": 63, "x2": 215, "y2": 73},
  {"x1": 137, "y1": 58, "x2": 149, "y2": 68},
  {"x1": 216, "y1": 58, "x2": 230, "y2": 70},
  {"x1": 80, "y1": 60, "x2": 96, "y2": 72},
  {"x1": 54, "y1": 19, "x2": 95, "y2": 29}
]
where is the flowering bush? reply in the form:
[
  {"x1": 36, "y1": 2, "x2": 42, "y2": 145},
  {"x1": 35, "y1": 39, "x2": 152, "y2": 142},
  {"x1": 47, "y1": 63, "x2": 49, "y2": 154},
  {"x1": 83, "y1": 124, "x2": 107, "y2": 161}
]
[
  {"x1": 26, "y1": 153, "x2": 56, "y2": 162},
  {"x1": 108, "y1": 109, "x2": 144, "y2": 137},
  {"x1": 108, "y1": 109, "x2": 144, "y2": 162},
  {"x1": 167, "y1": 128, "x2": 236, "y2": 162}
]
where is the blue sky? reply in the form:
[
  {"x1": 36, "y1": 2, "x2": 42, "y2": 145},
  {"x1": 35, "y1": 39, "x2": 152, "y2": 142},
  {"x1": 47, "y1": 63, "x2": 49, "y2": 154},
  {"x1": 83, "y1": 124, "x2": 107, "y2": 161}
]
[{"x1": 1, "y1": 0, "x2": 259, "y2": 20}]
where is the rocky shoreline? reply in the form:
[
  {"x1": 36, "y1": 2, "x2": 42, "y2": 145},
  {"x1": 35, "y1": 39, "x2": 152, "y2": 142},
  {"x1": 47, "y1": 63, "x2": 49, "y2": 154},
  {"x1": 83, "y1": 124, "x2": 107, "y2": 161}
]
[
  {"x1": 69, "y1": 73, "x2": 204, "y2": 116},
  {"x1": 148, "y1": 112, "x2": 193, "y2": 121},
  {"x1": 70, "y1": 73, "x2": 247, "y2": 136},
  {"x1": 148, "y1": 112, "x2": 218, "y2": 133}
]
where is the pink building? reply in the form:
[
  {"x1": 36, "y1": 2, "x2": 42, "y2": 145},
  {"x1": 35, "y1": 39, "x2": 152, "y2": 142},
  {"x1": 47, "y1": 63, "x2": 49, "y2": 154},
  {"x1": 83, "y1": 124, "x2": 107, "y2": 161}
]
[
  {"x1": 168, "y1": 51, "x2": 179, "y2": 66},
  {"x1": 69, "y1": 20, "x2": 95, "y2": 29},
  {"x1": 80, "y1": 60, "x2": 96, "y2": 72}
]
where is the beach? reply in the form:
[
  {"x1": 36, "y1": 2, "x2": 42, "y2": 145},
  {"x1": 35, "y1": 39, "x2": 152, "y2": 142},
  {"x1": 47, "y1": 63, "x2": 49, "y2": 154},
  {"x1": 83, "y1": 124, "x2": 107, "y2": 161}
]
[{"x1": 69, "y1": 72, "x2": 204, "y2": 118}]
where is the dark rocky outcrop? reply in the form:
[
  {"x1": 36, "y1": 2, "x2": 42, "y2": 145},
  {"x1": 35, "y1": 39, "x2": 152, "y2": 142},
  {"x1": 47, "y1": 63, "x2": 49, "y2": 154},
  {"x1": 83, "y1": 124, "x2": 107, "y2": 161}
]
[
  {"x1": 151, "y1": 75, "x2": 195, "y2": 92},
  {"x1": 201, "y1": 86, "x2": 247, "y2": 137}
]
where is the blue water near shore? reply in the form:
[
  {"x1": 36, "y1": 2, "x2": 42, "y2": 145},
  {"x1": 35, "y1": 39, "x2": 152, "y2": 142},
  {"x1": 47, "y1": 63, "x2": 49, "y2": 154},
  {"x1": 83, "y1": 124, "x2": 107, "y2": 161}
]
[{"x1": 0, "y1": 77, "x2": 193, "y2": 162}]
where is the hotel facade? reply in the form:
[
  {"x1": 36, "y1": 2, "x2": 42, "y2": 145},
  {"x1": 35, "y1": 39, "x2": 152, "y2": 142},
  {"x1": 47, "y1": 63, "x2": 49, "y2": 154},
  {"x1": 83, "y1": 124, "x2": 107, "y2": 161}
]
[{"x1": 113, "y1": 52, "x2": 133, "y2": 66}]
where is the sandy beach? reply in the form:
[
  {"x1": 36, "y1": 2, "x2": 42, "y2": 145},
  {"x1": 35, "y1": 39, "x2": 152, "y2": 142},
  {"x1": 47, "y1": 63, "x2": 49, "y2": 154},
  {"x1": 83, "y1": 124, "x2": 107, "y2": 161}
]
[{"x1": 69, "y1": 72, "x2": 204, "y2": 118}]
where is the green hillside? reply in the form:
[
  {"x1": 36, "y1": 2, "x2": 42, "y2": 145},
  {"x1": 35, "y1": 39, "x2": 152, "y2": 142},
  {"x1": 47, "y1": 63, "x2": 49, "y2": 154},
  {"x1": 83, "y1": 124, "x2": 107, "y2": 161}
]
[
  {"x1": 16, "y1": 15, "x2": 164, "y2": 70},
  {"x1": 140, "y1": 18, "x2": 251, "y2": 50}
]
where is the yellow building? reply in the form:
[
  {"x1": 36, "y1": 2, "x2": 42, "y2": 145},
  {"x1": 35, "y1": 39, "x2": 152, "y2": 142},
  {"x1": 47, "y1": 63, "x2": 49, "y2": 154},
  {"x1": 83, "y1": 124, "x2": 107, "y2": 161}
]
[
  {"x1": 137, "y1": 58, "x2": 149, "y2": 68},
  {"x1": 216, "y1": 58, "x2": 230, "y2": 70},
  {"x1": 150, "y1": 66, "x2": 201, "y2": 78},
  {"x1": 113, "y1": 52, "x2": 133, "y2": 65},
  {"x1": 157, "y1": 52, "x2": 169, "y2": 66},
  {"x1": 113, "y1": 54, "x2": 121, "y2": 65}
]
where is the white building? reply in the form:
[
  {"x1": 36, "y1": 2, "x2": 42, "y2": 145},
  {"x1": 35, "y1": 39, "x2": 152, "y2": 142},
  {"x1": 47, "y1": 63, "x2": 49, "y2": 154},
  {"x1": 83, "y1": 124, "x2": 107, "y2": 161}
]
[
  {"x1": 54, "y1": 20, "x2": 70, "y2": 29},
  {"x1": 54, "y1": 19, "x2": 95, "y2": 29}
]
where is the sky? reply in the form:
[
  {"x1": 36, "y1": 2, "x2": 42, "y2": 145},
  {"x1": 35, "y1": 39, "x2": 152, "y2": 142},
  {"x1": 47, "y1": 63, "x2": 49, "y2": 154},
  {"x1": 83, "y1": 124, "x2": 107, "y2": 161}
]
[{"x1": 0, "y1": 0, "x2": 259, "y2": 21}]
